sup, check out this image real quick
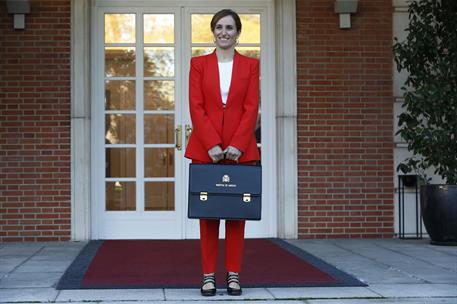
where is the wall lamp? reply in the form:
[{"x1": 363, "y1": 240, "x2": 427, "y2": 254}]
[
  {"x1": 334, "y1": 0, "x2": 358, "y2": 29},
  {"x1": 6, "y1": 0, "x2": 31, "y2": 30}
]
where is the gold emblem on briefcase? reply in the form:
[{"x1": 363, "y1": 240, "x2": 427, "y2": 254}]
[{"x1": 216, "y1": 174, "x2": 236, "y2": 188}]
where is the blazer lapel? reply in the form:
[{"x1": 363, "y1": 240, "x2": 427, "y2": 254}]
[{"x1": 208, "y1": 50, "x2": 224, "y2": 109}]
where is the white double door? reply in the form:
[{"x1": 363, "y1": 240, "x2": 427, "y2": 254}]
[{"x1": 91, "y1": 2, "x2": 276, "y2": 239}]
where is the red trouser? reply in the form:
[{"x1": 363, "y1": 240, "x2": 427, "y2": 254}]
[
  {"x1": 199, "y1": 219, "x2": 246, "y2": 274},
  {"x1": 192, "y1": 159, "x2": 249, "y2": 274}
]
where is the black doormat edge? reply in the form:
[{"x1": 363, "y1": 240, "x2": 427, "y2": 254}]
[{"x1": 56, "y1": 240, "x2": 104, "y2": 289}]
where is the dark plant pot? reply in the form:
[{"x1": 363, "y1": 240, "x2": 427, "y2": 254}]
[
  {"x1": 420, "y1": 185, "x2": 457, "y2": 245},
  {"x1": 401, "y1": 175, "x2": 417, "y2": 188}
]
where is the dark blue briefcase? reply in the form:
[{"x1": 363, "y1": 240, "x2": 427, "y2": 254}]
[{"x1": 188, "y1": 163, "x2": 262, "y2": 220}]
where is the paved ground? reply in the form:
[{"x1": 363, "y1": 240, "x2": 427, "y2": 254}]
[{"x1": 0, "y1": 238, "x2": 456, "y2": 303}]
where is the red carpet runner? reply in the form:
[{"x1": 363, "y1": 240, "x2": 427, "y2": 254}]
[{"x1": 57, "y1": 239, "x2": 366, "y2": 289}]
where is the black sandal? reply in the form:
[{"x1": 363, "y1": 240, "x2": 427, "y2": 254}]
[
  {"x1": 226, "y1": 272, "x2": 242, "y2": 296},
  {"x1": 200, "y1": 274, "x2": 216, "y2": 296}
]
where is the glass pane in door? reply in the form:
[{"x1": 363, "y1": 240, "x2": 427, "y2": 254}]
[
  {"x1": 144, "y1": 114, "x2": 174, "y2": 144},
  {"x1": 105, "y1": 14, "x2": 135, "y2": 43},
  {"x1": 144, "y1": 47, "x2": 175, "y2": 77},
  {"x1": 238, "y1": 15, "x2": 260, "y2": 43},
  {"x1": 106, "y1": 181, "x2": 136, "y2": 211},
  {"x1": 191, "y1": 14, "x2": 213, "y2": 43},
  {"x1": 235, "y1": 47, "x2": 260, "y2": 59},
  {"x1": 105, "y1": 80, "x2": 136, "y2": 110},
  {"x1": 145, "y1": 182, "x2": 174, "y2": 211},
  {"x1": 105, "y1": 148, "x2": 136, "y2": 177},
  {"x1": 105, "y1": 47, "x2": 136, "y2": 77},
  {"x1": 105, "y1": 114, "x2": 136, "y2": 144},
  {"x1": 144, "y1": 80, "x2": 174, "y2": 110},
  {"x1": 144, "y1": 14, "x2": 174, "y2": 43},
  {"x1": 143, "y1": 14, "x2": 176, "y2": 212},
  {"x1": 191, "y1": 47, "x2": 214, "y2": 57},
  {"x1": 144, "y1": 148, "x2": 174, "y2": 177}
]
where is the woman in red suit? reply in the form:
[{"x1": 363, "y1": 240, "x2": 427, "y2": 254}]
[{"x1": 184, "y1": 9, "x2": 260, "y2": 296}]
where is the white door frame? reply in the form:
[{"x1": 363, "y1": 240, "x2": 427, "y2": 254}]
[
  {"x1": 70, "y1": 0, "x2": 297, "y2": 240},
  {"x1": 89, "y1": 0, "x2": 277, "y2": 239}
]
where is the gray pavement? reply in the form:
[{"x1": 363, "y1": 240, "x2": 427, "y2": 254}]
[{"x1": 0, "y1": 238, "x2": 456, "y2": 303}]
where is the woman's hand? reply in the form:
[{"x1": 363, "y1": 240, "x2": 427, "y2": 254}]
[
  {"x1": 224, "y1": 146, "x2": 242, "y2": 162},
  {"x1": 208, "y1": 145, "x2": 224, "y2": 163}
]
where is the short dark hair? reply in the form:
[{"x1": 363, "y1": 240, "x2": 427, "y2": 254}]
[{"x1": 210, "y1": 9, "x2": 242, "y2": 33}]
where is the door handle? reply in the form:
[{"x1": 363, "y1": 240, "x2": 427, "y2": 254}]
[
  {"x1": 175, "y1": 125, "x2": 182, "y2": 151},
  {"x1": 185, "y1": 124, "x2": 192, "y2": 148}
]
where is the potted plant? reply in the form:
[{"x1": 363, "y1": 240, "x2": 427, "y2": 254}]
[{"x1": 393, "y1": 0, "x2": 457, "y2": 245}]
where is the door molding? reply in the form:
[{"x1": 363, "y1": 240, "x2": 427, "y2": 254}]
[
  {"x1": 71, "y1": 0, "x2": 91, "y2": 241},
  {"x1": 275, "y1": 0, "x2": 297, "y2": 238},
  {"x1": 70, "y1": 0, "x2": 298, "y2": 240}
]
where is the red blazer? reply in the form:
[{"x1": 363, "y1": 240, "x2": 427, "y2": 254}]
[{"x1": 184, "y1": 49, "x2": 260, "y2": 162}]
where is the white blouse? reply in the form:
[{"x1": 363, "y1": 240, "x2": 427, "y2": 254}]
[{"x1": 218, "y1": 60, "x2": 233, "y2": 106}]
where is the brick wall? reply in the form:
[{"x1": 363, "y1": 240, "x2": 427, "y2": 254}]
[
  {"x1": 0, "y1": 0, "x2": 71, "y2": 241},
  {"x1": 296, "y1": 0, "x2": 394, "y2": 238}
]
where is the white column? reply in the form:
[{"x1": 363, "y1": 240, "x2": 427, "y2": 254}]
[
  {"x1": 71, "y1": 0, "x2": 91, "y2": 241},
  {"x1": 275, "y1": 0, "x2": 298, "y2": 239}
]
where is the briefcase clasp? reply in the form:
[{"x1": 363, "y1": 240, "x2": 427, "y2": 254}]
[
  {"x1": 243, "y1": 193, "x2": 251, "y2": 203},
  {"x1": 200, "y1": 192, "x2": 208, "y2": 201}
]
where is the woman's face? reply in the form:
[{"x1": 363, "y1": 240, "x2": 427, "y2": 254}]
[{"x1": 213, "y1": 15, "x2": 239, "y2": 50}]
